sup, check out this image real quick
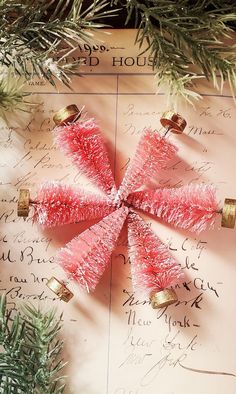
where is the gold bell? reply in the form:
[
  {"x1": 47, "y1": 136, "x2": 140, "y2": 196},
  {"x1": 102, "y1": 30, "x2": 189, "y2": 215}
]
[
  {"x1": 17, "y1": 189, "x2": 30, "y2": 217},
  {"x1": 221, "y1": 198, "x2": 236, "y2": 229},
  {"x1": 46, "y1": 277, "x2": 74, "y2": 302},
  {"x1": 151, "y1": 288, "x2": 178, "y2": 309},
  {"x1": 160, "y1": 111, "x2": 187, "y2": 134},
  {"x1": 53, "y1": 104, "x2": 81, "y2": 126}
]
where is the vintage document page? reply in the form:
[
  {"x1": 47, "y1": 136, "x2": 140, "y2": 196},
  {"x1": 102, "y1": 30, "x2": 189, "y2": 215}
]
[{"x1": 1, "y1": 30, "x2": 236, "y2": 394}]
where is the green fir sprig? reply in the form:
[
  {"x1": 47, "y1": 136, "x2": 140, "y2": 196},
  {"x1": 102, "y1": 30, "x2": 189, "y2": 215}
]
[
  {"x1": 113, "y1": 0, "x2": 236, "y2": 104},
  {"x1": 0, "y1": 1, "x2": 236, "y2": 104},
  {"x1": 0, "y1": 0, "x2": 117, "y2": 87},
  {"x1": 0, "y1": 294, "x2": 66, "y2": 393},
  {"x1": 0, "y1": 66, "x2": 32, "y2": 119}
]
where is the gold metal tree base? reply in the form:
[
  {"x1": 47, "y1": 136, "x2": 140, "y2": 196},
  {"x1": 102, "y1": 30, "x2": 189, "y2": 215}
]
[
  {"x1": 160, "y1": 111, "x2": 187, "y2": 134},
  {"x1": 151, "y1": 288, "x2": 178, "y2": 309},
  {"x1": 47, "y1": 277, "x2": 74, "y2": 302},
  {"x1": 53, "y1": 104, "x2": 80, "y2": 126},
  {"x1": 221, "y1": 198, "x2": 236, "y2": 228},
  {"x1": 17, "y1": 189, "x2": 30, "y2": 217}
]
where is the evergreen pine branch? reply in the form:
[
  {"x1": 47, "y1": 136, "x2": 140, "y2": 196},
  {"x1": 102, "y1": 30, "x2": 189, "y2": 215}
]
[
  {"x1": 0, "y1": 0, "x2": 117, "y2": 86},
  {"x1": 0, "y1": 66, "x2": 32, "y2": 119},
  {"x1": 113, "y1": 0, "x2": 236, "y2": 104},
  {"x1": 1, "y1": 1, "x2": 235, "y2": 102},
  {"x1": 0, "y1": 294, "x2": 66, "y2": 394}
]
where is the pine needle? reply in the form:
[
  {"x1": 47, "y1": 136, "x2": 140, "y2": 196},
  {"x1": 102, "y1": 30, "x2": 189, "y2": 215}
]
[
  {"x1": 0, "y1": 0, "x2": 118, "y2": 86},
  {"x1": 0, "y1": 294, "x2": 66, "y2": 393},
  {"x1": 0, "y1": 66, "x2": 32, "y2": 119},
  {"x1": 113, "y1": 0, "x2": 236, "y2": 104}
]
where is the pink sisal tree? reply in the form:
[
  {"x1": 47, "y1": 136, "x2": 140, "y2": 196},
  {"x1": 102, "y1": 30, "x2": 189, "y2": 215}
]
[
  {"x1": 128, "y1": 211, "x2": 183, "y2": 308},
  {"x1": 127, "y1": 184, "x2": 220, "y2": 233},
  {"x1": 115, "y1": 129, "x2": 177, "y2": 203},
  {"x1": 57, "y1": 206, "x2": 129, "y2": 292},
  {"x1": 32, "y1": 182, "x2": 114, "y2": 227}
]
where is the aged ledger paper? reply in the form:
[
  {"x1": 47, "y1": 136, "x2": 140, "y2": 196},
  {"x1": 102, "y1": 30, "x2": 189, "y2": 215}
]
[{"x1": 1, "y1": 30, "x2": 236, "y2": 394}]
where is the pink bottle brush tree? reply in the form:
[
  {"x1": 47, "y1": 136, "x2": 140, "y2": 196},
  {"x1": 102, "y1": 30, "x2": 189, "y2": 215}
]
[
  {"x1": 127, "y1": 184, "x2": 219, "y2": 233},
  {"x1": 33, "y1": 182, "x2": 115, "y2": 227},
  {"x1": 128, "y1": 211, "x2": 184, "y2": 308},
  {"x1": 57, "y1": 206, "x2": 128, "y2": 292},
  {"x1": 54, "y1": 109, "x2": 117, "y2": 198},
  {"x1": 17, "y1": 104, "x2": 233, "y2": 307}
]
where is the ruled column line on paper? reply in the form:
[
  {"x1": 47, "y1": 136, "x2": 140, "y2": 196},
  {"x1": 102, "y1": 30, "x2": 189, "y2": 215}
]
[{"x1": 106, "y1": 73, "x2": 119, "y2": 394}]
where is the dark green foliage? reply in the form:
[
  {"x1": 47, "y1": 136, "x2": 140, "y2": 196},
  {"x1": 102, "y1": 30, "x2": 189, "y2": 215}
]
[
  {"x1": 0, "y1": 294, "x2": 66, "y2": 393},
  {"x1": 0, "y1": 67, "x2": 32, "y2": 118},
  {"x1": 0, "y1": 0, "x2": 236, "y2": 103},
  {"x1": 112, "y1": 0, "x2": 236, "y2": 102},
  {"x1": 0, "y1": 0, "x2": 116, "y2": 87}
]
